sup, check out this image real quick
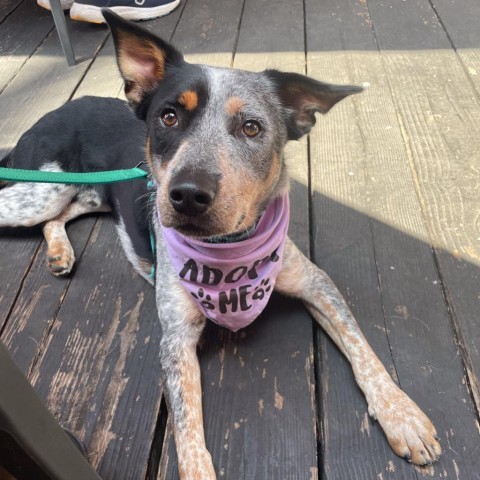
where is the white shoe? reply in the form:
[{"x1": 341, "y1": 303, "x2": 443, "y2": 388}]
[
  {"x1": 70, "y1": 0, "x2": 180, "y2": 24},
  {"x1": 37, "y1": 0, "x2": 75, "y2": 11}
]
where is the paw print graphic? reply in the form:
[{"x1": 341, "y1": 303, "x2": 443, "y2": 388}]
[
  {"x1": 191, "y1": 288, "x2": 215, "y2": 310},
  {"x1": 252, "y1": 278, "x2": 272, "y2": 301}
]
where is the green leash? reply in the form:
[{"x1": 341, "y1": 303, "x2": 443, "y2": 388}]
[
  {"x1": 0, "y1": 166, "x2": 148, "y2": 184},
  {"x1": 0, "y1": 164, "x2": 156, "y2": 278}
]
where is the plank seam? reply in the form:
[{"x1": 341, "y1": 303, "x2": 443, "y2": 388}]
[
  {"x1": 145, "y1": 397, "x2": 169, "y2": 480},
  {"x1": 230, "y1": 0, "x2": 247, "y2": 67},
  {"x1": 0, "y1": 0, "x2": 26, "y2": 26},
  {"x1": 302, "y1": 3, "x2": 321, "y2": 477},
  {"x1": 313, "y1": 333, "x2": 326, "y2": 480},
  {"x1": 26, "y1": 217, "x2": 102, "y2": 380},
  {"x1": 302, "y1": 0, "x2": 308, "y2": 74},
  {"x1": 168, "y1": 0, "x2": 189, "y2": 43},
  {"x1": 68, "y1": 32, "x2": 111, "y2": 101},
  {"x1": 430, "y1": 249, "x2": 480, "y2": 417},
  {"x1": 0, "y1": 25, "x2": 56, "y2": 97},
  {"x1": 427, "y1": 0, "x2": 480, "y2": 103},
  {"x1": 0, "y1": 239, "x2": 43, "y2": 338}
]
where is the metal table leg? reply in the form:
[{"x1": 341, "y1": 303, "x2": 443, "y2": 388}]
[{"x1": 48, "y1": 0, "x2": 76, "y2": 66}]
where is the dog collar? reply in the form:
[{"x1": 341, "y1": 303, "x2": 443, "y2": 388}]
[
  {"x1": 204, "y1": 221, "x2": 258, "y2": 244},
  {"x1": 161, "y1": 193, "x2": 290, "y2": 332}
]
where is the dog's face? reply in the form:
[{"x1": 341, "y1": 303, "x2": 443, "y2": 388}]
[
  {"x1": 104, "y1": 10, "x2": 362, "y2": 239},
  {"x1": 144, "y1": 65, "x2": 290, "y2": 239}
]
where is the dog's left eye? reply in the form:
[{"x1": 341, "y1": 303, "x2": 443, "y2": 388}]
[
  {"x1": 160, "y1": 109, "x2": 178, "y2": 127},
  {"x1": 242, "y1": 120, "x2": 261, "y2": 138}
]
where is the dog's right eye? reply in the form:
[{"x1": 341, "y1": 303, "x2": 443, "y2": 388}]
[
  {"x1": 242, "y1": 120, "x2": 261, "y2": 138},
  {"x1": 160, "y1": 109, "x2": 178, "y2": 127}
]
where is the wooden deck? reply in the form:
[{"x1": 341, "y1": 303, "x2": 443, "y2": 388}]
[{"x1": 1, "y1": 0, "x2": 479, "y2": 478}]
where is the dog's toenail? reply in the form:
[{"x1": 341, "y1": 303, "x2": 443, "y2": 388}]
[{"x1": 50, "y1": 265, "x2": 67, "y2": 272}]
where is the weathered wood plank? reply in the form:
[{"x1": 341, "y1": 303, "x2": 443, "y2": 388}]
[
  {"x1": 231, "y1": 0, "x2": 316, "y2": 477},
  {"x1": 0, "y1": 228, "x2": 41, "y2": 332},
  {"x1": 0, "y1": 3, "x2": 61, "y2": 329},
  {"x1": 305, "y1": 0, "x2": 414, "y2": 477},
  {"x1": 419, "y1": 0, "x2": 480, "y2": 408},
  {"x1": 307, "y1": 61, "x2": 416, "y2": 480},
  {"x1": 428, "y1": 0, "x2": 480, "y2": 94},
  {"x1": 0, "y1": 21, "x2": 108, "y2": 157},
  {"x1": 72, "y1": 37, "x2": 123, "y2": 100},
  {"x1": 307, "y1": 0, "x2": 480, "y2": 478},
  {"x1": 0, "y1": 0, "x2": 26, "y2": 24},
  {"x1": 1, "y1": 217, "x2": 97, "y2": 373},
  {"x1": 170, "y1": 0, "x2": 241, "y2": 67},
  {"x1": 0, "y1": 2, "x2": 52, "y2": 93},
  {"x1": 25, "y1": 217, "x2": 160, "y2": 480},
  {"x1": 366, "y1": 0, "x2": 480, "y2": 459},
  {"x1": 430, "y1": 0, "x2": 480, "y2": 49},
  {"x1": 202, "y1": 297, "x2": 317, "y2": 480}
]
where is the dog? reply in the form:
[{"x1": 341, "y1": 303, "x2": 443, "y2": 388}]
[
  {"x1": 0, "y1": 10, "x2": 441, "y2": 479},
  {"x1": 0, "y1": 96, "x2": 153, "y2": 279}
]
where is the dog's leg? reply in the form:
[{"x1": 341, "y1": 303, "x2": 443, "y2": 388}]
[
  {"x1": 157, "y1": 274, "x2": 216, "y2": 480},
  {"x1": 43, "y1": 189, "x2": 110, "y2": 276},
  {"x1": 0, "y1": 182, "x2": 77, "y2": 228},
  {"x1": 275, "y1": 237, "x2": 441, "y2": 465}
]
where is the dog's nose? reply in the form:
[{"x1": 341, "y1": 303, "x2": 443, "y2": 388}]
[{"x1": 169, "y1": 173, "x2": 216, "y2": 216}]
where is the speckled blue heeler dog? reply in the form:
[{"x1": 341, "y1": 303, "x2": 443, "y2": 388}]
[{"x1": 0, "y1": 10, "x2": 441, "y2": 478}]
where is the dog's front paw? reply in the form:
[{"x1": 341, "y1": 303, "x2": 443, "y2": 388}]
[
  {"x1": 46, "y1": 242, "x2": 75, "y2": 276},
  {"x1": 369, "y1": 384, "x2": 441, "y2": 465}
]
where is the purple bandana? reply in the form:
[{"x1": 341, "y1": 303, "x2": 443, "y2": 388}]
[{"x1": 161, "y1": 194, "x2": 290, "y2": 331}]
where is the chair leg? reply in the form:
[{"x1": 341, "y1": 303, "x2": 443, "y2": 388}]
[
  {"x1": 48, "y1": 0, "x2": 76, "y2": 66},
  {"x1": 0, "y1": 341, "x2": 101, "y2": 480}
]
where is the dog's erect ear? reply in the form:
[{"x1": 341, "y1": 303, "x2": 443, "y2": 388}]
[
  {"x1": 265, "y1": 70, "x2": 363, "y2": 140},
  {"x1": 103, "y1": 9, "x2": 184, "y2": 106}
]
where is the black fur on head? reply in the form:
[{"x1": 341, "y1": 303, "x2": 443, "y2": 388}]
[{"x1": 103, "y1": 9, "x2": 362, "y2": 138}]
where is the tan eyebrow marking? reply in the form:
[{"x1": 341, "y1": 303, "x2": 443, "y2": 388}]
[
  {"x1": 225, "y1": 96, "x2": 245, "y2": 116},
  {"x1": 178, "y1": 90, "x2": 198, "y2": 111}
]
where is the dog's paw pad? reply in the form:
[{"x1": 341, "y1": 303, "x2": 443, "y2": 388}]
[{"x1": 46, "y1": 245, "x2": 75, "y2": 276}]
